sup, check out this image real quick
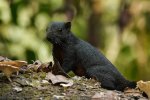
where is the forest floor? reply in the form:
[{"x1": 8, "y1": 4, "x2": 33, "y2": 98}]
[
  {"x1": 0, "y1": 57, "x2": 148, "y2": 100},
  {"x1": 0, "y1": 73, "x2": 148, "y2": 100}
]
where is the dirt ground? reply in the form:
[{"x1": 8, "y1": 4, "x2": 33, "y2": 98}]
[
  {"x1": 0, "y1": 72, "x2": 148, "y2": 100},
  {"x1": 0, "y1": 57, "x2": 148, "y2": 100}
]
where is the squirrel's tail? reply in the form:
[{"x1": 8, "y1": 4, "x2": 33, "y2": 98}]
[{"x1": 116, "y1": 80, "x2": 137, "y2": 91}]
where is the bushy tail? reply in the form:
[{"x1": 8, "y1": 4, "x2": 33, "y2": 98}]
[{"x1": 116, "y1": 80, "x2": 137, "y2": 91}]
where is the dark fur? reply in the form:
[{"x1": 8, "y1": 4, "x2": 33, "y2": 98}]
[{"x1": 46, "y1": 22, "x2": 136, "y2": 91}]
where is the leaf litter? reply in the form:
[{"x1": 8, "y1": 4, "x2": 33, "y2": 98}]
[{"x1": 0, "y1": 56, "x2": 148, "y2": 99}]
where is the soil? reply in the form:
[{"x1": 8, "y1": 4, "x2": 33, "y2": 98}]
[
  {"x1": 0, "y1": 72, "x2": 148, "y2": 100},
  {"x1": 0, "y1": 57, "x2": 148, "y2": 100}
]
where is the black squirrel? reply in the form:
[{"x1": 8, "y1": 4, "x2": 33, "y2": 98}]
[{"x1": 46, "y1": 22, "x2": 136, "y2": 91}]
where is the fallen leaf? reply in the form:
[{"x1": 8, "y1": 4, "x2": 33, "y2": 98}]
[
  {"x1": 45, "y1": 72, "x2": 73, "y2": 85},
  {"x1": 0, "y1": 60, "x2": 27, "y2": 82},
  {"x1": 0, "y1": 64, "x2": 19, "y2": 82},
  {"x1": 41, "y1": 80, "x2": 49, "y2": 84},
  {"x1": 55, "y1": 75, "x2": 71, "y2": 83},
  {"x1": 13, "y1": 86, "x2": 22, "y2": 92},
  {"x1": 124, "y1": 88, "x2": 142, "y2": 97},
  {"x1": 60, "y1": 80, "x2": 74, "y2": 88},
  {"x1": 37, "y1": 62, "x2": 52, "y2": 72},
  {"x1": 25, "y1": 60, "x2": 43, "y2": 72},
  {"x1": 27, "y1": 60, "x2": 52, "y2": 72},
  {"x1": 27, "y1": 64, "x2": 38, "y2": 72},
  {"x1": 45, "y1": 72, "x2": 57, "y2": 84},
  {"x1": 0, "y1": 60, "x2": 27, "y2": 68},
  {"x1": 137, "y1": 80, "x2": 150, "y2": 98}
]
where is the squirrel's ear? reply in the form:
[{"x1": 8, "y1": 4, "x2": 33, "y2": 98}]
[{"x1": 65, "y1": 22, "x2": 71, "y2": 30}]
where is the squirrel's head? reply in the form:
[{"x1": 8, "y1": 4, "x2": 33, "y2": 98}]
[{"x1": 46, "y1": 22, "x2": 71, "y2": 44}]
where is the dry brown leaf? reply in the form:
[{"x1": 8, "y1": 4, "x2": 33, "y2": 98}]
[
  {"x1": 0, "y1": 60, "x2": 27, "y2": 82},
  {"x1": 26, "y1": 60, "x2": 43, "y2": 72},
  {"x1": 137, "y1": 80, "x2": 150, "y2": 98},
  {"x1": 45, "y1": 72, "x2": 73, "y2": 86},
  {"x1": 37, "y1": 62, "x2": 52, "y2": 72},
  {"x1": 124, "y1": 88, "x2": 142, "y2": 97},
  {"x1": 0, "y1": 64, "x2": 19, "y2": 82},
  {"x1": 0, "y1": 60, "x2": 27, "y2": 67},
  {"x1": 27, "y1": 64, "x2": 39, "y2": 72},
  {"x1": 27, "y1": 60, "x2": 52, "y2": 72}
]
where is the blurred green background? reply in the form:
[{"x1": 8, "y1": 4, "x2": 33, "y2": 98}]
[{"x1": 0, "y1": 0, "x2": 150, "y2": 80}]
